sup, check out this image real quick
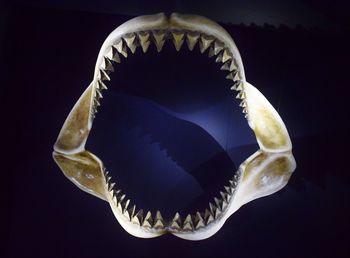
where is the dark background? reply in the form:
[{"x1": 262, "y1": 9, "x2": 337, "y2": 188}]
[{"x1": 2, "y1": 0, "x2": 350, "y2": 257}]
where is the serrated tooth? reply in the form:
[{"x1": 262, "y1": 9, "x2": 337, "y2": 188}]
[
  {"x1": 232, "y1": 81, "x2": 243, "y2": 91},
  {"x1": 95, "y1": 88, "x2": 103, "y2": 99},
  {"x1": 199, "y1": 35, "x2": 214, "y2": 53},
  {"x1": 183, "y1": 214, "x2": 193, "y2": 231},
  {"x1": 230, "y1": 59, "x2": 238, "y2": 71},
  {"x1": 106, "y1": 46, "x2": 121, "y2": 63},
  {"x1": 186, "y1": 32, "x2": 199, "y2": 51},
  {"x1": 142, "y1": 211, "x2": 153, "y2": 228},
  {"x1": 222, "y1": 49, "x2": 232, "y2": 63},
  {"x1": 171, "y1": 31, "x2": 184, "y2": 51},
  {"x1": 153, "y1": 30, "x2": 166, "y2": 52},
  {"x1": 101, "y1": 57, "x2": 114, "y2": 73},
  {"x1": 215, "y1": 52, "x2": 223, "y2": 63},
  {"x1": 208, "y1": 46, "x2": 215, "y2": 57},
  {"x1": 221, "y1": 62, "x2": 231, "y2": 71},
  {"x1": 127, "y1": 204, "x2": 136, "y2": 219},
  {"x1": 194, "y1": 212, "x2": 205, "y2": 229},
  {"x1": 170, "y1": 212, "x2": 182, "y2": 230},
  {"x1": 108, "y1": 182, "x2": 115, "y2": 191},
  {"x1": 114, "y1": 40, "x2": 127, "y2": 58},
  {"x1": 242, "y1": 108, "x2": 248, "y2": 114},
  {"x1": 224, "y1": 185, "x2": 233, "y2": 195},
  {"x1": 123, "y1": 33, "x2": 137, "y2": 54},
  {"x1": 239, "y1": 100, "x2": 247, "y2": 107},
  {"x1": 209, "y1": 202, "x2": 216, "y2": 214},
  {"x1": 236, "y1": 91, "x2": 245, "y2": 99},
  {"x1": 122, "y1": 199, "x2": 130, "y2": 214},
  {"x1": 154, "y1": 211, "x2": 164, "y2": 229},
  {"x1": 99, "y1": 69, "x2": 110, "y2": 81},
  {"x1": 97, "y1": 80, "x2": 108, "y2": 90},
  {"x1": 220, "y1": 191, "x2": 228, "y2": 202},
  {"x1": 93, "y1": 98, "x2": 100, "y2": 108},
  {"x1": 204, "y1": 209, "x2": 214, "y2": 224},
  {"x1": 213, "y1": 207, "x2": 221, "y2": 219},
  {"x1": 214, "y1": 41, "x2": 224, "y2": 55},
  {"x1": 225, "y1": 71, "x2": 236, "y2": 81},
  {"x1": 214, "y1": 197, "x2": 223, "y2": 211},
  {"x1": 138, "y1": 31, "x2": 150, "y2": 53},
  {"x1": 131, "y1": 209, "x2": 143, "y2": 225}
]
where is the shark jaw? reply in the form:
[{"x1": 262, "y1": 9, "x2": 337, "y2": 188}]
[{"x1": 53, "y1": 12, "x2": 296, "y2": 241}]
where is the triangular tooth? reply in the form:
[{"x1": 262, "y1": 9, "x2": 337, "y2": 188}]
[
  {"x1": 153, "y1": 211, "x2": 164, "y2": 229},
  {"x1": 114, "y1": 40, "x2": 128, "y2": 58},
  {"x1": 105, "y1": 175, "x2": 111, "y2": 184},
  {"x1": 131, "y1": 209, "x2": 143, "y2": 225},
  {"x1": 186, "y1": 32, "x2": 199, "y2": 51},
  {"x1": 108, "y1": 182, "x2": 115, "y2": 191},
  {"x1": 97, "y1": 80, "x2": 108, "y2": 90},
  {"x1": 239, "y1": 100, "x2": 247, "y2": 107},
  {"x1": 153, "y1": 30, "x2": 166, "y2": 52},
  {"x1": 208, "y1": 46, "x2": 215, "y2": 57},
  {"x1": 229, "y1": 179, "x2": 234, "y2": 186},
  {"x1": 233, "y1": 71, "x2": 242, "y2": 81},
  {"x1": 112, "y1": 194, "x2": 118, "y2": 204},
  {"x1": 171, "y1": 31, "x2": 184, "y2": 51},
  {"x1": 194, "y1": 212, "x2": 205, "y2": 229},
  {"x1": 204, "y1": 209, "x2": 214, "y2": 224},
  {"x1": 220, "y1": 191, "x2": 228, "y2": 202},
  {"x1": 199, "y1": 35, "x2": 214, "y2": 53},
  {"x1": 242, "y1": 108, "x2": 248, "y2": 114},
  {"x1": 154, "y1": 220, "x2": 164, "y2": 229},
  {"x1": 230, "y1": 59, "x2": 238, "y2": 71},
  {"x1": 222, "y1": 49, "x2": 232, "y2": 63},
  {"x1": 183, "y1": 214, "x2": 193, "y2": 231},
  {"x1": 220, "y1": 62, "x2": 231, "y2": 71},
  {"x1": 170, "y1": 212, "x2": 182, "y2": 230},
  {"x1": 128, "y1": 204, "x2": 136, "y2": 219},
  {"x1": 142, "y1": 211, "x2": 153, "y2": 228},
  {"x1": 214, "y1": 207, "x2": 221, "y2": 219},
  {"x1": 106, "y1": 46, "x2": 121, "y2": 63},
  {"x1": 209, "y1": 202, "x2": 216, "y2": 214},
  {"x1": 221, "y1": 200, "x2": 228, "y2": 210},
  {"x1": 215, "y1": 52, "x2": 223, "y2": 63},
  {"x1": 95, "y1": 89, "x2": 103, "y2": 99},
  {"x1": 138, "y1": 31, "x2": 150, "y2": 53},
  {"x1": 214, "y1": 41, "x2": 224, "y2": 55},
  {"x1": 94, "y1": 98, "x2": 100, "y2": 107},
  {"x1": 122, "y1": 199, "x2": 130, "y2": 213},
  {"x1": 118, "y1": 194, "x2": 126, "y2": 205},
  {"x1": 214, "y1": 197, "x2": 223, "y2": 211},
  {"x1": 225, "y1": 72, "x2": 235, "y2": 81},
  {"x1": 123, "y1": 33, "x2": 137, "y2": 54},
  {"x1": 224, "y1": 185, "x2": 233, "y2": 195},
  {"x1": 99, "y1": 69, "x2": 110, "y2": 81},
  {"x1": 236, "y1": 91, "x2": 245, "y2": 99},
  {"x1": 101, "y1": 57, "x2": 114, "y2": 73}
]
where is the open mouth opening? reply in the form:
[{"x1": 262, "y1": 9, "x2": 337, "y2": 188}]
[{"x1": 89, "y1": 20, "x2": 248, "y2": 238}]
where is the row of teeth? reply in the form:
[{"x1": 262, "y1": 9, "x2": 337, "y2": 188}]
[
  {"x1": 90, "y1": 29, "x2": 248, "y2": 119},
  {"x1": 104, "y1": 169, "x2": 241, "y2": 231}
]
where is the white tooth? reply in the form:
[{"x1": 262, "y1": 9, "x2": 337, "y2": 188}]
[
  {"x1": 220, "y1": 62, "x2": 230, "y2": 71},
  {"x1": 123, "y1": 33, "x2": 137, "y2": 54},
  {"x1": 209, "y1": 202, "x2": 216, "y2": 214},
  {"x1": 97, "y1": 80, "x2": 108, "y2": 90},
  {"x1": 108, "y1": 182, "x2": 115, "y2": 191},
  {"x1": 94, "y1": 98, "x2": 100, "y2": 107},
  {"x1": 239, "y1": 100, "x2": 247, "y2": 107},
  {"x1": 204, "y1": 209, "x2": 214, "y2": 224},
  {"x1": 138, "y1": 31, "x2": 150, "y2": 53},
  {"x1": 242, "y1": 108, "x2": 248, "y2": 114},
  {"x1": 95, "y1": 88, "x2": 103, "y2": 99},
  {"x1": 224, "y1": 186, "x2": 232, "y2": 195},
  {"x1": 128, "y1": 204, "x2": 136, "y2": 219},
  {"x1": 186, "y1": 32, "x2": 199, "y2": 51},
  {"x1": 236, "y1": 91, "x2": 245, "y2": 99},
  {"x1": 215, "y1": 52, "x2": 223, "y2": 63},
  {"x1": 122, "y1": 199, "x2": 130, "y2": 213},
  {"x1": 199, "y1": 34, "x2": 214, "y2": 53},
  {"x1": 106, "y1": 46, "x2": 121, "y2": 63},
  {"x1": 101, "y1": 57, "x2": 114, "y2": 73},
  {"x1": 99, "y1": 69, "x2": 110, "y2": 81},
  {"x1": 170, "y1": 212, "x2": 182, "y2": 230},
  {"x1": 142, "y1": 211, "x2": 153, "y2": 228},
  {"x1": 153, "y1": 30, "x2": 166, "y2": 52},
  {"x1": 183, "y1": 214, "x2": 193, "y2": 231},
  {"x1": 131, "y1": 209, "x2": 143, "y2": 225},
  {"x1": 230, "y1": 59, "x2": 238, "y2": 71},
  {"x1": 220, "y1": 191, "x2": 228, "y2": 202},
  {"x1": 225, "y1": 72, "x2": 235, "y2": 81},
  {"x1": 114, "y1": 40, "x2": 127, "y2": 58},
  {"x1": 171, "y1": 31, "x2": 184, "y2": 51},
  {"x1": 194, "y1": 212, "x2": 205, "y2": 229},
  {"x1": 208, "y1": 46, "x2": 215, "y2": 58},
  {"x1": 154, "y1": 211, "x2": 164, "y2": 229},
  {"x1": 222, "y1": 49, "x2": 232, "y2": 63},
  {"x1": 214, "y1": 197, "x2": 223, "y2": 211},
  {"x1": 213, "y1": 207, "x2": 221, "y2": 219},
  {"x1": 214, "y1": 41, "x2": 224, "y2": 55},
  {"x1": 230, "y1": 81, "x2": 243, "y2": 91}
]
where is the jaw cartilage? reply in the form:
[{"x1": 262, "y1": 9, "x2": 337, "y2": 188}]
[{"x1": 53, "y1": 12, "x2": 296, "y2": 241}]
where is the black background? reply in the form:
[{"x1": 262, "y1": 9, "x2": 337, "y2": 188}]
[{"x1": 2, "y1": 1, "x2": 350, "y2": 257}]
